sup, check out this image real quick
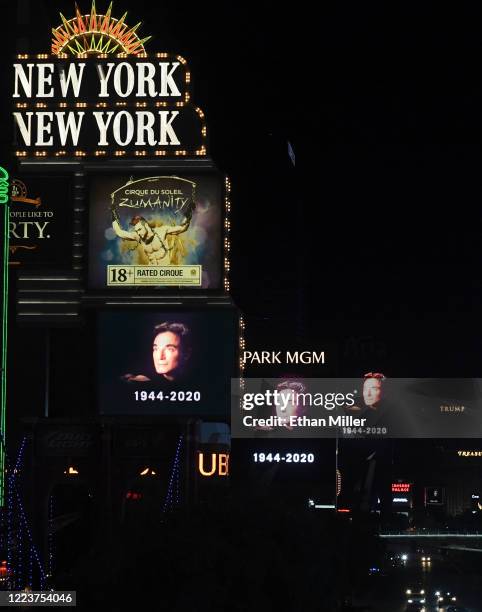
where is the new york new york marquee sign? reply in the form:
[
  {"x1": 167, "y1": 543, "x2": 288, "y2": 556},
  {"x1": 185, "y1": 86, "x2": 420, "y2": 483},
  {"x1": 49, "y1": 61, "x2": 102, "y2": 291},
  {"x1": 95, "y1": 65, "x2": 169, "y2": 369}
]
[{"x1": 13, "y1": 2, "x2": 207, "y2": 158}]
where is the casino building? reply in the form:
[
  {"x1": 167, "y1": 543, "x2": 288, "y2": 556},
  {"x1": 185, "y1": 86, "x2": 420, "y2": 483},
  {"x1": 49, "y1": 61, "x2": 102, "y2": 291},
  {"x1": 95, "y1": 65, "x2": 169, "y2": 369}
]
[
  {"x1": 4, "y1": 1, "x2": 241, "y2": 587},
  {"x1": 390, "y1": 441, "x2": 482, "y2": 519},
  {"x1": 434, "y1": 445, "x2": 482, "y2": 517}
]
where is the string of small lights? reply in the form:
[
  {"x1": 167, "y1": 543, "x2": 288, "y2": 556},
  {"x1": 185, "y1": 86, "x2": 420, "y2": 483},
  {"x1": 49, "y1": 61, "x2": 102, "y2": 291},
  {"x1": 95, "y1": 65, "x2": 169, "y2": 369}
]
[
  {"x1": 0, "y1": 434, "x2": 46, "y2": 590},
  {"x1": 16, "y1": 439, "x2": 26, "y2": 590},
  {"x1": 163, "y1": 441, "x2": 181, "y2": 512},
  {"x1": 223, "y1": 176, "x2": 231, "y2": 293},
  {"x1": 161, "y1": 434, "x2": 183, "y2": 516},
  {"x1": 0, "y1": 502, "x2": 4, "y2": 573},
  {"x1": 48, "y1": 494, "x2": 54, "y2": 579},
  {"x1": 17, "y1": 500, "x2": 24, "y2": 590},
  {"x1": 28, "y1": 545, "x2": 33, "y2": 591},
  {"x1": 175, "y1": 457, "x2": 180, "y2": 506},
  {"x1": 12, "y1": 436, "x2": 27, "y2": 475},
  {"x1": 6, "y1": 465, "x2": 13, "y2": 588},
  {"x1": 5, "y1": 437, "x2": 27, "y2": 589},
  {"x1": 13, "y1": 487, "x2": 47, "y2": 590}
]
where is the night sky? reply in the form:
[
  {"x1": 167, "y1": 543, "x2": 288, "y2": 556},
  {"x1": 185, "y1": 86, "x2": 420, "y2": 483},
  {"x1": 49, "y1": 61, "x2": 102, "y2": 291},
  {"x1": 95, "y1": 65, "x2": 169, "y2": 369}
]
[{"x1": 3, "y1": 1, "x2": 482, "y2": 433}]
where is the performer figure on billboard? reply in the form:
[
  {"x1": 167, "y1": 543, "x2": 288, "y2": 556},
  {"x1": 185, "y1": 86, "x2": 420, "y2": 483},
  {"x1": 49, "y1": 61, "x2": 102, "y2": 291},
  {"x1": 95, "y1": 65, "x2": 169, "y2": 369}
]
[{"x1": 111, "y1": 205, "x2": 192, "y2": 265}]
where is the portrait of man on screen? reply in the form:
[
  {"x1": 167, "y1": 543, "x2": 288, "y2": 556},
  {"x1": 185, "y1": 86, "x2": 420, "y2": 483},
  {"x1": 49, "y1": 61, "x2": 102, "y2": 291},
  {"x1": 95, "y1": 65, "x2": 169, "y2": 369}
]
[{"x1": 121, "y1": 321, "x2": 192, "y2": 384}]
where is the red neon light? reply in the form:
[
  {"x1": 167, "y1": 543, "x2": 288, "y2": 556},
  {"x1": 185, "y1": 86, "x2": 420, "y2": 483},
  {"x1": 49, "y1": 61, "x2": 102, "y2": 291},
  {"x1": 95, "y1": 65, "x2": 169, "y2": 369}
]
[
  {"x1": 391, "y1": 483, "x2": 411, "y2": 493},
  {"x1": 126, "y1": 491, "x2": 142, "y2": 500},
  {"x1": 337, "y1": 508, "x2": 351, "y2": 513}
]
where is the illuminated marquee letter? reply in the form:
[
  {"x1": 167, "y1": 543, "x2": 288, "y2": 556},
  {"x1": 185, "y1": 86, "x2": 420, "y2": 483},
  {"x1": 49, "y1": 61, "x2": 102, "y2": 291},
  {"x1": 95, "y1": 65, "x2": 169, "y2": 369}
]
[
  {"x1": 158, "y1": 111, "x2": 180, "y2": 145},
  {"x1": 58, "y1": 63, "x2": 86, "y2": 98},
  {"x1": 113, "y1": 111, "x2": 135, "y2": 146},
  {"x1": 135, "y1": 112, "x2": 157, "y2": 146},
  {"x1": 55, "y1": 112, "x2": 85, "y2": 146},
  {"x1": 136, "y1": 63, "x2": 157, "y2": 97},
  {"x1": 35, "y1": 112, "x2": 54, "y2": 146},
  {"x1": 198, "y1": 453, "x2": 216, "y2": 477},
  {"x1": 13, "y1": 63, "x2": 34, "y2": 98},
  {"x1": 13, "y1": 112, "x2": 33, "y2": 146},
  {"x1": 218, "y1": 453, "x2": 229, "y2": 476},
  {"x1": 93, "y1": 111, "x2": 114, "y2": 145},
  {"x1": 114, "y1": 62, "x2": 135, "y2": 98},
  {"x1": 97, "y1": 63, "x2": 116, "y2": 98},
  {"x1": 37, "y1": 64, "x2": 55, "y2": 97},
  {"x1": 158, "y1": 62, "x2": 181, "y2": 97}
]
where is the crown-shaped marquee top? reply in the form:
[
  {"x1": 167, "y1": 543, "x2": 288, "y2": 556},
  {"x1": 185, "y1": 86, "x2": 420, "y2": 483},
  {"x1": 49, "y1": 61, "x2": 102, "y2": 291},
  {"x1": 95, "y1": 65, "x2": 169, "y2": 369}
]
[{"x1": 51, "y1": 1, "x2": 152, "y2": 56}]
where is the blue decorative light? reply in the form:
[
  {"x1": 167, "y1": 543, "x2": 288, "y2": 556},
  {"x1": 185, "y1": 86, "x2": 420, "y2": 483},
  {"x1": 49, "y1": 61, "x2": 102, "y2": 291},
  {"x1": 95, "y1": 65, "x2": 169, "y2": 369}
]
[
  {"x1": 6, "y1": 437, "x2": 27, "y2": 589},
  {"x1": 6, "y1": 466, "x2": 13, "y2": 588},
  {"x1": 0, "y1": 501, "x2": 4, "y2": 565},
  {"x1": 17, "y1": 505, "x2": 23, "y2": 590},
  {"x1": 48, "y1": 494, "x2": 54, "y2": 578},
  {"x1": 15, "y1": 438, "x2": 27, "y2": 589},
  {"x1": 161, "y1": 435, "x2": 183, "y2": 516},
  {"x1": 28, "y1": 545, "x2": 33, "y2": 591},
  {"x1": 13, "y1": 487, "x2": 47, "y2": 589},
  {"x1": 175, "y1": 459, "x2": 180, "y2": 506},
  {"x1": 0, "y1": 435, "x2": 46, "y2": 589},
  {"x1": 13, "y1": 437, "x2": 27, "y2": 474}
]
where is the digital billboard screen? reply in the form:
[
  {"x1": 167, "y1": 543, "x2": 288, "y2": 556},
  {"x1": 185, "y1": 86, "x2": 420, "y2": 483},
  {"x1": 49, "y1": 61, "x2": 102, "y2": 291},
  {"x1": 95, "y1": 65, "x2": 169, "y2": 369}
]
[
  {"x1": 97, "y1": 309, "x2": 237, "y2": 416},
  {"x1": 230, "y1": 439, "x2": 336, "y2": 504},
  {"x1": 88, "y1": 173, "x2": 223, "y2": 290}
]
